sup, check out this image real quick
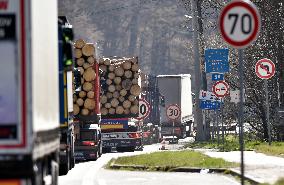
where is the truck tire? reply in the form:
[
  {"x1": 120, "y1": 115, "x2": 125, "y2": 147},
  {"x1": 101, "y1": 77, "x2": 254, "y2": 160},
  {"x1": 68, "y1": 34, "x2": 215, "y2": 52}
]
[
  {"x1": 59, "y1": 150, "x2": 70, "y2": 175},
  {"x1": 70, "y1": 150, "x2": 75, "y2": 169},
  {"x1": 51, "y1": 160, "x2": 59, "y2": 185},
  {"x1": 32, "y1": 162, "x2": 43, "y2": 185}
]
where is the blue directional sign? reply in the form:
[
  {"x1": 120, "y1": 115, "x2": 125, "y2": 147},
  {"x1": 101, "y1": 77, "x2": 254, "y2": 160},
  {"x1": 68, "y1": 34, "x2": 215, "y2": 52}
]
[
  {"x1": 200, "y1": 100, "x2": 221, "y2": 110},
  {"x1": 212, "y1": 73, "x2": 224, "y2": 81},
  {"x1": 205, "y1": 48, "x2": 229, "y2": 73}
]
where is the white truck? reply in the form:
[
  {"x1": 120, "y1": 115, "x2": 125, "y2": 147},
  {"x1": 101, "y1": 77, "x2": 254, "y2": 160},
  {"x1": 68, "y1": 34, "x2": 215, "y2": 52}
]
[
  {"x1": 0, "y1": 0, "x2": 60, "y2": 184},
  {"x1": 157, "y1": 74, "x2": 194, "y2": 139}
]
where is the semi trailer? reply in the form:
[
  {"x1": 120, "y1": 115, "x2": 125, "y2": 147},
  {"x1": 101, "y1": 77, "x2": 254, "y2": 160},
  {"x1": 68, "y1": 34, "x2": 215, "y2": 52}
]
[
  {"x1": 0, "y1": 0, "x2": 60, "y2": 184},
  {"x1": 157, "y1": 74, "x2": 194, "y2": 139},
  {"x1": 58, "y1": 16, "x2": 75, "y2": 175}
]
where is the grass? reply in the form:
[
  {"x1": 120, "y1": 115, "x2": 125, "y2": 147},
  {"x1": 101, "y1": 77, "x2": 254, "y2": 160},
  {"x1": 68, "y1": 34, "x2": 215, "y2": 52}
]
[
  {"x1": 109, "y1": 150, "x2": 238, "y2": 170},
  {"x1": 254, "y1": 143, "x2": 284, "y2": 157},
  {"x1": 184, "y1": 135, "x2": 284, "y2": 157}
]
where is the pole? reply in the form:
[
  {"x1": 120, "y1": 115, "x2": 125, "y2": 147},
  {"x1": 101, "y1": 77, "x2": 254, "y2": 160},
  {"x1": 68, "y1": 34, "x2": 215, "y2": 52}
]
[
  {"x1": 238, "y1": 49, "x2": 245, "y2": 185},
  {"x1": 264, "y1": 80, "x2": 272, "y2": 145},
  {"x1": 217, "y1": 108, "x2": 220, "y2": 145},
  {"x1": 221, "y1": 102, "x2": 225, "y2": 151},
  {"x1": 191, "y1": 0, "x2": 205, "y2": 141},
  {"x1": 172, "y1": 121, "x2": 175, "y2": 144}
]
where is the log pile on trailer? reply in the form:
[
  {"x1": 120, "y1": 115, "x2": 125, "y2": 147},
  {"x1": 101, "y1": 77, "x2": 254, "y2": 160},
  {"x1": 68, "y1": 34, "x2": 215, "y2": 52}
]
[
  {"x1": 99, "y1": 57, "x2": 141, "y2": 118},
  {"x1": 73, "y1": 39, "x2": 98, "y2": 116}
]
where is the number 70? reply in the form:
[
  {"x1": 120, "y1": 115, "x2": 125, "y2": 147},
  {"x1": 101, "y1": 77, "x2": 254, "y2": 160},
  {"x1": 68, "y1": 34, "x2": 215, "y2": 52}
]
[{"x1": 228, "y1": 13, "x2": 252, "y2": 34}]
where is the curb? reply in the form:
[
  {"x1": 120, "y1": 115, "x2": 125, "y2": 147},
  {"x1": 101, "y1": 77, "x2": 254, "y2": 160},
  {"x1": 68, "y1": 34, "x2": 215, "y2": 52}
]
[{"x1": 109, "y1": 164, "x2": 261, "y2": 185}]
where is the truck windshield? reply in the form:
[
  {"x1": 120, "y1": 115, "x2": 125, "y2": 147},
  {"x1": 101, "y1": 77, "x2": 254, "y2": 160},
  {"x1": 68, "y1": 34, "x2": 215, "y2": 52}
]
[{"x1": 80, "y1": 130, "x2": 97, "y2": 141}]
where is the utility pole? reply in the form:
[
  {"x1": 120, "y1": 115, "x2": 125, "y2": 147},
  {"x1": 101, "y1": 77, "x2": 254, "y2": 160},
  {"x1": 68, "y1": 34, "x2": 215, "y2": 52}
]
[{"x1": 192, "y1": 0, "x2": 205, "y2": 141}]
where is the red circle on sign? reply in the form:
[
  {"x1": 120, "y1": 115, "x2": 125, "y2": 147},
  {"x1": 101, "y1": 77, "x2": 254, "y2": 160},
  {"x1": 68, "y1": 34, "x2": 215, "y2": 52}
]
[
  {"x1": 212, "y1": 81, "x2": 229, "y2": 98},
  {"x1": 219, "y1": 0, "x2": 261, "y2": 48},
  {"x1": 166, "y1": 104, "x2": 181, "y2": 121},
  {"x1": 136, "y1": 98, "x2": 151, "y2": 120},
  {"x1": 255, "y1": 58, "x2": 275, "y2": 79}
]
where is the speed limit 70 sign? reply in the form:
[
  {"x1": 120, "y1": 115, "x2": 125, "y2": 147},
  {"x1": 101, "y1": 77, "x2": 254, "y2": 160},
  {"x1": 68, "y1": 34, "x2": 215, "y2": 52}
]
[
  {"x1": 136, "y1": 98, "x2": 151, "y2": 120},
  {"x1": 219, "y1": 0, "x2": 261, "y2": 48},
  {"x1": 166, "y1": 104, "x2": 181, "y2": 121}
]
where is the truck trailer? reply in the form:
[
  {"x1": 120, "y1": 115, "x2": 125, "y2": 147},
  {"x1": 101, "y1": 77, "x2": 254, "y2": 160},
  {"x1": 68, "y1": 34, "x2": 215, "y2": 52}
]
[
  {"x1": 157, "y1": 74, "x2": 194, "y2": 139},
  {"x1": 58, "y1": 16, "x2": 75, "y2": 175},
  {"x1": 99, "y1": 57, "x2": 143, "y2": 152},
  {"x1": 0, "y1": 0, "x2": 60, "y2": 184},
  {"x1": 72, "y1": 39, "x2": 102, "y2": 161}
]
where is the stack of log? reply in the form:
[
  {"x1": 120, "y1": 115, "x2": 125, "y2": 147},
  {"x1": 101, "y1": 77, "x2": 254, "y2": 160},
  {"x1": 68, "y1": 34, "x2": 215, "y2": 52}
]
[
  {"x1": 99, "y1": 57, "x2": 141, "y2": 117},
  {"x1": 73, "y1": 39, "x2": 97, "y2": 116}
]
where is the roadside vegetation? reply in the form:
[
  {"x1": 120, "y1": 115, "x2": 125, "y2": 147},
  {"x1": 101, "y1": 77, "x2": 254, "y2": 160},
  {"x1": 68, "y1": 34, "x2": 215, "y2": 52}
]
[
  {"x1": 107, "y1": 150, "x2": 238, "y2": 171},
  {"x1": 184, "y1": 135, "x2": 284, "y2": 157}
]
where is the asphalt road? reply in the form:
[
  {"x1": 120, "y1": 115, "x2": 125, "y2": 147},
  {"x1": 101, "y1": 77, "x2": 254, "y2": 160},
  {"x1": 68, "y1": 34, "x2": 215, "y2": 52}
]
[{"x1": 59, "y1": 144, "x2": 239, "y2": 185}]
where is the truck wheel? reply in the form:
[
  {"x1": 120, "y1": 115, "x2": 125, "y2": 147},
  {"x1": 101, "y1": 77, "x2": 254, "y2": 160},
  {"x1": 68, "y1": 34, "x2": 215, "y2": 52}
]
[
  {"x1": 59, "y1": 151, "x2": 70, "y2": 175},
  {"x1": 70, "y1": 151, "x2": 75, "y2": 168},
  {"x1": 94, "y1": 151, "x2": 98, "y2": 161},
  {"x1": 51, "y1": 160, "x2": 59, "y2": 185},
  {"x1": 32, "y1": 162, "x2": 43, "y2": 185}
]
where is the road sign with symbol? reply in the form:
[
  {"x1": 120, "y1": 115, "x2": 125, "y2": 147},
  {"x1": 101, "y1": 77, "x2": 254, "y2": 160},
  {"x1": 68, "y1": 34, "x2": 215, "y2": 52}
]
[
  {"x1": 255, "y1": 58, "x2": 275, "y2": 79},
  {"x1": 212, "y1": 81, "x2": 230, "y2": 98},
  {"x1": 136, "y1": 98, "x2": 151, "y2": 120},
  {"x1": 219, "y1": 0, "x2": 261, "y2": 48},
  {"x1": 166, "y1": 104, "x2": 181, "y2": 121}
]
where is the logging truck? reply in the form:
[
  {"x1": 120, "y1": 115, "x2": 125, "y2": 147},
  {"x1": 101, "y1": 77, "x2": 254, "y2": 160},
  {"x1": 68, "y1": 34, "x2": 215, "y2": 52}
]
[
  {"x1": 58, "y1": 16, "x2": 75, "y2": 175},
  {"x1": 157, "y1": 74, "x2": 194, "y2": 139},
  {"x1": 99, "y1": 57, "x2": 143, "y2": 152},
  {"x1": 0, "y1": 0, "x2": 59, "y2": 184},
  {"x1": 72, "y1": 39, "x2": 102, "y2": 161}
]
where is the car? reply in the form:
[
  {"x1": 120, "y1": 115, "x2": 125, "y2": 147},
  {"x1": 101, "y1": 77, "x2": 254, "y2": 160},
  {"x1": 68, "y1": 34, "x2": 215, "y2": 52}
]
[{"x1": 162, "y1": 136, "x2": 178, "y2": 144}]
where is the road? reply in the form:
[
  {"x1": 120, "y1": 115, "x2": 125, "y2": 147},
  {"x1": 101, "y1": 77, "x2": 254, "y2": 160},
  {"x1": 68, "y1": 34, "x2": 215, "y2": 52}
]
[{"x1": 59, "y1": 144, "x2": 239, "y2": 185}]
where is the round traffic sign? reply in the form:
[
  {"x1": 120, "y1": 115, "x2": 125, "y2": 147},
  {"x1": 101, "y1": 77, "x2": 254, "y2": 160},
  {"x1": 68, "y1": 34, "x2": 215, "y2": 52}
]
[
  {"x1": 136, "y1": 98, "x2": 151, "y2": 120},
  {"x1": 219, "y1": 0, "x2": 261, "y2": 48},
  {"x1": 255, "y1": 58, "x2": 275, "y2": 79},
  {"x1": 166, "y1": 104, "x2": 181, "y2": 121},
  {"x1": 212, "y1": 81, "x2": 230, "y2": 98}
]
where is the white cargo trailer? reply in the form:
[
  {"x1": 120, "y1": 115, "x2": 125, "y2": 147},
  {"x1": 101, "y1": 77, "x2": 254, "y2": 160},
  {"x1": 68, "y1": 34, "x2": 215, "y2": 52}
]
[
  {"x1": 157, "y1": 74, "x2": 193, "y2": 138},
  {"x1": 0, "y1": 0, "x2": 59, "y2": 184}
]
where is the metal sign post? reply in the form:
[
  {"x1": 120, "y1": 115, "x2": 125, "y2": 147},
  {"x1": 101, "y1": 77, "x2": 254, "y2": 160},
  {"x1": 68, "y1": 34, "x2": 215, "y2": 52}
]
[
  {"x1": 221, "y1": 102, "x2": 225, "y2": 151},
  {"x1": 238, "y1": 49, "x2": 245, "y2": 185},
  {"x1": 172, "y1": 121, "x2": 175, "y2": 144},
  {"x1": 264, "y1": 79, "x2": 271, "y2": 145},
  {"x1": 219, "y1": 1, "x2": 261, "y2": 185},
  {"x1": 255, "y1": 58, "x2": 275, "y2": 145}
]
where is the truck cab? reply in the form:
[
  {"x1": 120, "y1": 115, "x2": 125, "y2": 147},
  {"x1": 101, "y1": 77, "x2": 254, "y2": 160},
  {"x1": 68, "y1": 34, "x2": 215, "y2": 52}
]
[{"x1": 74, "y1": 124, "x2": 102, "y2": 161}]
